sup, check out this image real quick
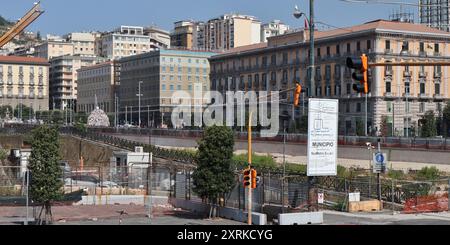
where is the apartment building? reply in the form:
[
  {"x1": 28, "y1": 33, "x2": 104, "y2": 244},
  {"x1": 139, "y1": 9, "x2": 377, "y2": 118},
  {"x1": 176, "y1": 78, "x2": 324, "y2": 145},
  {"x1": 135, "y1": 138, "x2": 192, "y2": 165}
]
[
  {"x1": 210, "y1": 19, "x2": 450, "y2": 136},
  {"x1": 118, "y1": 49, "x2": 215, "y2": 127},
  {"x1": 63, "y1": 32, "x2": 98, "y2": 56},
  {"x1": 203, "y1": 14, "x2": 261, "y2": 51},
  {"x1": 261, "y1": 20, "x2": 290, "y2": 42},
  {"x1": 0, "y1": 56, "x2": 49, "y2": 112},
  {"x1": 49, "y1": 55, "x2": 104, "y2": 110},
  {"x1": 34, "y1": 40, "x2": 74, "y2": 60},
  {"x1": 420, "y1": 0, "x2": 450, "y2": 32},
  {"x1": 170, "y1": 21, "x2": 195, "y2": 49},
  {"x1": 144, "y1": 26, "x2": 171, "y2": 50},
  {"x1": 97, "y1": 26, "x2": 151, "y2": 60},
  {"x1": 77, "y1": 61, "x2": 117, "y2": 114}
]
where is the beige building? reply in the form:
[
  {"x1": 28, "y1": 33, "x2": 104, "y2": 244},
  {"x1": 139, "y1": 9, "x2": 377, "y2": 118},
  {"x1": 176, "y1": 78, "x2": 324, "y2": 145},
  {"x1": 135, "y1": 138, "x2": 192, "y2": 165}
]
[
  {"x1": 210, "y1": 19, "x2": 450, "y2": 136},
  {"x1": 203, "y1": 14, "x2": 261, "y2": 51},
  {"x1": 63, "y1": 32, "x2": 98, "y2": 56},
  {"x1": 144, "y1": 26, "x2": 170, "y2": 50},
  {"x1": 77, "y1": 61, "x2": 117, "y2": 114},
  {"x1": 170, "y1": 21, "x2": 195, "y2": 49},
  {"x1": 0, "y1": 56, "x2": 49, "y2": 112},
  {"x1": 34, "y1": 40, "x2": 74, "y2": 60},
  {"x1": 49, "y1": 55, "x2": 104, "y2": 110},
  {"x1": 261, "y1": 20, "x2": 290, "y2": 42},
  {"x1": 97, "y1": 26, "x2": 152, "y2": 60},
  {"x1": 118, "y1": 49, "x2": 215, "y2": 127}
]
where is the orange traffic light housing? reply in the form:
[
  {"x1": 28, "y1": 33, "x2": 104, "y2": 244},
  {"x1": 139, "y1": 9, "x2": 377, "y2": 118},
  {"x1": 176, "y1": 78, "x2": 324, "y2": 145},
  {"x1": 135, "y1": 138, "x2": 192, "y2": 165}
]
[
  {"x1": 251, "y1": 169, "x2": 257, "y2": 189},
  {"x1": 243, "y1": 168, "x2": 251, "y2": 188},
  {"x1": 347, "y1": 54, "x2": 369, "y2": 94},
  {"x1": 294, "y1": 82, "x2": 302, "y2": 107}
]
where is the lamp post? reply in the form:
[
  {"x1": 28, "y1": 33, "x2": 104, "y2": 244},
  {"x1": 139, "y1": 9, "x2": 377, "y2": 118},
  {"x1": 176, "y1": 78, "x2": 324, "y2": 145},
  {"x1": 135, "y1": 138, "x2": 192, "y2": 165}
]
[
  {"x1": 137, "y1": 81, "x2": 143, "y2": 128},
  {"x1": 294, "y1": 1, "x2": 315, "y2": 98},
  {"x1": 294, "y1": 1, "x2": 316, "y2": 211}
]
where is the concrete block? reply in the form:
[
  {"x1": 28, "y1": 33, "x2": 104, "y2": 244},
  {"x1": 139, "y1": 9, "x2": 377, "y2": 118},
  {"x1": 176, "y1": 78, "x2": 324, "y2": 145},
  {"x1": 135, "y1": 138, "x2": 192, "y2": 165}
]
[
  {"x1": 348, "y1": 200, "x2": 381, "y2": 213},
  {"x1": 278, "y1": 212, "x2": 323, "y2": 225}
]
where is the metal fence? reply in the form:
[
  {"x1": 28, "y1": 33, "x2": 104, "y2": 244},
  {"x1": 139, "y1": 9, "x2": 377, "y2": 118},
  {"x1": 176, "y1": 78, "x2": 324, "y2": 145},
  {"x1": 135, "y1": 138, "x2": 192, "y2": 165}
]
[{"x1": 172, "y1": 169, "x2": 450, "y2": 215}]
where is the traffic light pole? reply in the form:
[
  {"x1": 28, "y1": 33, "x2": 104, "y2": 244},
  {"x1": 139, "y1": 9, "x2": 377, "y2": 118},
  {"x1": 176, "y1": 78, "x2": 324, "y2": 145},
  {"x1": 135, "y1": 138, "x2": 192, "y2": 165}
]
[
  {"x1": 247, "y1": 112, "x2": 253, "y2": 225},
  {"x1": 365, "y1": 93, "x2": 368, "y2": 136}
]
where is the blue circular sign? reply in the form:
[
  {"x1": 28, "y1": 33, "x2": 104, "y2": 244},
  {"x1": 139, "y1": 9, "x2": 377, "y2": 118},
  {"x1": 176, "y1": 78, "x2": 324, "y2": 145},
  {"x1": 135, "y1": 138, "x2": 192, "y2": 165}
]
[{"x1": 375, "y1": 153, "x2": 384, "y2": 163}]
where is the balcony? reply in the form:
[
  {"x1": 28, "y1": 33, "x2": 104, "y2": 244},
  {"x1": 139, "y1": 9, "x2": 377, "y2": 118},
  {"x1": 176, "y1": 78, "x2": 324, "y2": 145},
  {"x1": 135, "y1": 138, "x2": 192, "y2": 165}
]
[
  {"x1": 385, "y1": 70, "x2": 393, "y2": 76},
  {"x1": 434, "y1": 94, "x2": 443, "y2": 100},
  {"x1": 419, "y1": 51, "x2": 427, "y2": 57},
  {"x1": 434, "y1": 52, "x2": 441, "y2": 57},
  {"x1": 434, "y1": 72, "x2": 442, "y2": 78},
  {"x1": 403, "y1": 71, "x2": 412, "y2": 77},
  {"x1": 419, "y1": 93, "x2": 430, "y2": 99},
  {"x1": 384, "y1": 92, "x2": 393, "y2": 98},
  {"x1": 419, "y1": 71, "x2": 427, "y2": 78},
  {"x1": 384, "y1": 49, "x2": 393, "y2": 54}
]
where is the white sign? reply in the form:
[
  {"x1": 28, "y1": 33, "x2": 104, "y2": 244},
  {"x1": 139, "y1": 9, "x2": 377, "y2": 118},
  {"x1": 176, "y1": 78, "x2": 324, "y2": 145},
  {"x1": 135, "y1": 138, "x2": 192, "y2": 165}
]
[
  {"x1": 318, "y1": 193, "x2": 324, "y2": 204},
  {"x1": 349, "y1": 192, "x2": 361, "y2": 202},
  {"x1": 307, "y1": 99, "x2": 339, "y2": 176},
  {"x1": 373, "y1": 152, "x2": 387, "y2": 174}
]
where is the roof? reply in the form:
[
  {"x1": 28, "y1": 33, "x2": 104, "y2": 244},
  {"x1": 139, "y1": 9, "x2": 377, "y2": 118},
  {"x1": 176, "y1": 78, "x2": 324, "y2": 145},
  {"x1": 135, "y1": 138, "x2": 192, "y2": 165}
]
[
  {"x1": 78, "y1": 61, "x2": 114, "y2": 71},
  {"x1": 0, "y1": 55, "x2": 49, "y2": 66},
  {"x1": 314, "y1": 19, "x2": 450, "y2": 39},
  {"x1": 212, "y1": 43, "x2": 268, "y2": 58}
]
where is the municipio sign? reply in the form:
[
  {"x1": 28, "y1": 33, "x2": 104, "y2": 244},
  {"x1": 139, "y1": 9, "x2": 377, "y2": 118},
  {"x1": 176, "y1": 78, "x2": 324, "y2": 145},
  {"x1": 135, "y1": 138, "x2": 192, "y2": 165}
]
[{"x1": 307, "y1": 99, "x2": 339, "y2": 176}]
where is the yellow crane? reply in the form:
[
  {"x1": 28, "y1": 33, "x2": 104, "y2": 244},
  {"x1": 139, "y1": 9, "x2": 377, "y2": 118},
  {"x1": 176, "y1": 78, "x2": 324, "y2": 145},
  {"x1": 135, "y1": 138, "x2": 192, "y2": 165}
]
[{"x1": 0, "y1": 1, "x2": 44, "y2": 48}]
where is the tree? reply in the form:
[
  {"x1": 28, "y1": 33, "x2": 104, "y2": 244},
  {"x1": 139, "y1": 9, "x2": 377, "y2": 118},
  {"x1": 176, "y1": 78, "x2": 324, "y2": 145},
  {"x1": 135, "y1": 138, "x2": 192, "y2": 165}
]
[
  {"x1": 192, "y1": 126, "x2": 235, "y2": 218},
  {"x1": 28, "y1": 126, "x2": 63, "y2": 225},
  {"x1": 0, "y1": 105, "x2": 13, "y2": 118},
  {"x1": 443, "y1": 102, "x2": 450, "y2": 137},
  {"x1": 419, "y1": 110, "x2": 438, "y2": 138},
  {"x1": 356, "y1": 118, "x2": 365, "y2": 136}
]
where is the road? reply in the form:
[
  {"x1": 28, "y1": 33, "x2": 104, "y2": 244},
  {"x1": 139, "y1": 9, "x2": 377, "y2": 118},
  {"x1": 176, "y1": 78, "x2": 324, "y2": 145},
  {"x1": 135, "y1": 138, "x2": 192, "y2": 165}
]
[
  {"x1": 109, "y1": 134, "x2": 450, "y2": 172},
  {"x1": 322, "y1": 211, "x2": 450, "y2": 225}
]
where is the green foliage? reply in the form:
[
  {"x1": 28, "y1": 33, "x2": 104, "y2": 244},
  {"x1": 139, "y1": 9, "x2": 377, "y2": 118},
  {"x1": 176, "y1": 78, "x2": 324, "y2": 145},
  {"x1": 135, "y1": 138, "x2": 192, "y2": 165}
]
[
  {"x1": 419, "y1": 111, "x2": 438, "y2": 137},
  {"x1": 233, "y1": 154, "x2": 277, "y2": 169},
  {"x1": 415, "y1": 166, "x2": 440, "y2": 181},
  {"x1": 0, "y1": 148, "x2": 7, "y2": 161},
  {"x1": 51, "y1": 110, "x2": 64, "y2": 125},
  {"x1": 337, "y1": 165, "x2": 351, "y2": 178},
  {"x1": 0, "y1": 15, "x2": 12, "y2": 27},
  {"x1": 0, "y1": 105, "x2": 13, "y2": 118},
  {"x1": 356, "y1": 118, "x2": 365, "y2": 136},
  {"x1": 28, "y1": 126, "x2": 63, "y2": 204},
  {"x1": 13, "y1": 104, "x2": 34, "y2": 120},
  {"x1": 285, "y1": 163, "x2": 307, "y2": 174},
  {"x1": 75, "y1": 112, "x2": 88, "y2": 124},
  {"x1": 192, "y1": 126, "x2": 235, "y2": 202},
  {"x1": 387, "y1": 169, "x2": 405, "y2": 180},
  {"x1": 443, "y1": 102, "x2": 450, "y2": 137}
]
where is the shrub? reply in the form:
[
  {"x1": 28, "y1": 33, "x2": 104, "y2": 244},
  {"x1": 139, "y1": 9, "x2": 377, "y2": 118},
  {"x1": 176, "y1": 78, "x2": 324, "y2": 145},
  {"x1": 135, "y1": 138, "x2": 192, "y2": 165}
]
[
  {"x1": 233, "y1": 154, "x2": 277, "y2": 170},
  {"x1": 0, "y1": 148, "x2": 7, "y2": 161},
  {"x1": 416, "y1": 166, "x2": 440, "y2": 181},
  {"x1": 387, "y1": 169, "x2": 405, "y2": 180}
]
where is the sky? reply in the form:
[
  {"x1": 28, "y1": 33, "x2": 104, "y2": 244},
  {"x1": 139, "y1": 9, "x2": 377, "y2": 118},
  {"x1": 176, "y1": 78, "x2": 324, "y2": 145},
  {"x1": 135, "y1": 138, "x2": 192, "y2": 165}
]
[{"x1": 1, "y1": 0, "x2": 420, "y2": 36}]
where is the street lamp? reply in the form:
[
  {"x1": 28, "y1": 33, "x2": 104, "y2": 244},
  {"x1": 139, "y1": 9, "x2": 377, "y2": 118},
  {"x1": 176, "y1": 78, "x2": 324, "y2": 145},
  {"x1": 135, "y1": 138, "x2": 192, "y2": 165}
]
[
  {"x1": 293, "y1": 2, "x2": 315, "y2": 98},
  {"x1": 137, "y1": 81, "x2": 144, "y2": 128}
]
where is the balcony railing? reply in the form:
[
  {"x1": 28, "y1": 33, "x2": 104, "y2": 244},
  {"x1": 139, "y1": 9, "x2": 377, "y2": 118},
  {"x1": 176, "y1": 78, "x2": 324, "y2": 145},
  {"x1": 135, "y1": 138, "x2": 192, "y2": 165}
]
[
  {"x1": 419, "y1": 71, "x2": 427, "y2": 78},
  {"x1": 434, "y1": 72, "x2": 442, "y2": 78},
  {"x1": 385, "y1": 70, "x2": 393, "y2": 76},
  {"x1": 403, "y1": 71, "x2": 412, "y2": 77}
]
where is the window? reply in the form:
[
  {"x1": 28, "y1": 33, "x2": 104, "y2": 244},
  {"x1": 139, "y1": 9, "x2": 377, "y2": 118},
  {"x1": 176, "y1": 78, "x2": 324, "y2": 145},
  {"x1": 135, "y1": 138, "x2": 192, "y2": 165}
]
[
  {"x1": 177, "y1": 85, "x2": 181, "y2": 90},
  {"x1": 317, "y1": 48, "x2": 321, "y2": 57},
  {"x1": 188, "y1": 84, "x2": 192, "y2": 91},
  {"x1": 385, "y1": 80, "x2": 391, "y2": 94},
  {"x1": 178, "y1": 75, "x2": 182, "y2": 81},
  {"x1": 346, "y1": 102, "x2": 350, "y2": 113},
  {"x1": 357, "y1": 103, "x2": 361, "y2": 112},
  {"x1": 367, "y1": 40, "x2": 371, "y2": 50},
  {"x1": 357, "y1": 41, "x2": 361, "y2": 51},
  {"x1": 420, "y1": 82, "x2": 426, "y2": 94},
  {"x1": 420, "y1": 42, "x2": 425, "y2": 52},
  {"x1": 162, "y1": 66, "x2": 166, "y2": 72},
  {"x1": 170, "y1": 85, "x2": 174, "y2": 91},
  {"x1": 420, "y1": 102, "x2": 425, "y2": 113},
  {"x1": 170, "y1": 75, "x2": 174, "y2": 81},
  {"x1": 385, "y1": 40, "x2": 391, "y2": 50},
  {"x1": 405, "y1": 80, "x2": 410, "y2": 94},
  {"x1": 346, "y1": 43, "x2": 351, "y2": 53},
  {"x1": 401, "y1": 41, "x2": 409, "y2": 52},
  {"x1": 326, "y1": 46, "x2": 330, "y2": 56},
  {"x1": 435, "y1": 43, "x2": 440, "y2": 53},
  {"x1": 435, "y1": 82, "x2": 441, "y2": 95},
  {"x1": 346, "y1": 83, "x2": 351, "y2": 95},
  {"x1": 387, "y1": 102, "x2": 392, "y2": 113},
  {"x1": 170, "y1": 66, "x2": 174, "y2": 72},
  {"x1": 282, "y1": 52, "x2": 288, "y2": 64},
  {"x1": 248, "y1": 75, "x2": 252, "y2": 89},
  {"x1": 262, "y1": 73, "x2": 267, "y2": 90},
  {"x1": 162, "y1": 75, "x2": 166, "y2": 81},
  {"x1": 336, "y1": 45, "x2": 340, "y2": 55},
  {"x1": 282, "y1": 70, "x2": 288, "y2": 84}
]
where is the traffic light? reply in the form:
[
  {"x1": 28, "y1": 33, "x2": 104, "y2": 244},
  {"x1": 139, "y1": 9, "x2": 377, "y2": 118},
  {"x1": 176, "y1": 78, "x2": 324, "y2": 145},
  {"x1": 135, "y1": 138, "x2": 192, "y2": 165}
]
[
  {"x1": 346, "y1": 54, "x2": 369, "y2": 94},
  {"x1": 294, "y1": 82, "x2": 302, "y2": 107},
  {"x1": 251, "y1": 169, "x2": 257, "y2": 189},
  {"x1": 243, "y1": 168, "x2": 251, "y2": 188}
]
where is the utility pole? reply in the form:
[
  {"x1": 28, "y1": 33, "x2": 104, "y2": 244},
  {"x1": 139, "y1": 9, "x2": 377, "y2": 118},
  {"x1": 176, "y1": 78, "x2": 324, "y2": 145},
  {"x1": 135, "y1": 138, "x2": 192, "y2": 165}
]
[
  {"x1": 137, "y1": 81, "x2": 143, "y2": 128},
  {"x1": 247, "y1": 111, "x2": 253, "y2": 225},
  {"x1": 365, "y1": 93, "x2": 368, "y2": 136}
]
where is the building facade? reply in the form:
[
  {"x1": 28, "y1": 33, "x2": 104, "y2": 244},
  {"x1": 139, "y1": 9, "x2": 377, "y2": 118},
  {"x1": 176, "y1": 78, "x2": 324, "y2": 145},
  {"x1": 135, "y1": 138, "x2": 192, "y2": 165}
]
[
  {"x1": 49, "y1": 55, "x2": 104, "y2": 110},
  {"x1": 77, "y1": 61, "x2": 117, "y2": 114},
  {"x1": 210, "y1": 20, "x2": 450, "y2": 136},
  {"x1": 144, "y1": 26, "x2": 171, "y2": 50},
  {"x1": 170, "y1": 21, "x2": 195, "y2": 49},
  {"x1": 203, "y1": 14, "x2": 261, "y2": 51},
  {"x1": 34, "y1": 40, "x2": 74, "y2": 60},
  {"x1": 97, "y1": 26, "x2": 152, "y2": 60},
  {"x1": 0, "y1": 56, "x2": 49, "y2": 112},
  {"x1": 261, "y1": 20, "x2": 290, "y2": 42},
  {"x1": 63, "y1": 32, "x2": 98, "y2": 56},
  {"x1": 419, "y1": 0, "x2": 450, "y2": 32},
  {"x1": 118, "y1": 49, "x2": 215, "y2": 127}
]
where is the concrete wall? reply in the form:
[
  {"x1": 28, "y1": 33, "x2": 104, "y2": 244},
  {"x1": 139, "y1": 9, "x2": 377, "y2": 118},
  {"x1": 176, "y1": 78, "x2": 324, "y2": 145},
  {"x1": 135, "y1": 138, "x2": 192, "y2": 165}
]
[{"x1": 75, "y1": 195, "x2": 168, "y2": 206}]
